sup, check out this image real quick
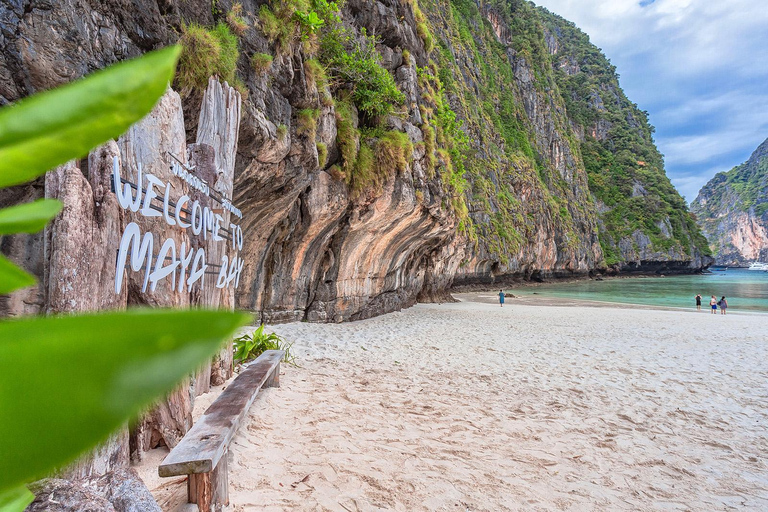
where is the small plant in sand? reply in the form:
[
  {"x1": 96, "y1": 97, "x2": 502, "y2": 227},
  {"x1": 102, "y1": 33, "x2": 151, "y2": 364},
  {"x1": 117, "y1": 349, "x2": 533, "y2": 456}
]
[{"x1": 234, "y1": 325, "x2": 296, "y2": 365}]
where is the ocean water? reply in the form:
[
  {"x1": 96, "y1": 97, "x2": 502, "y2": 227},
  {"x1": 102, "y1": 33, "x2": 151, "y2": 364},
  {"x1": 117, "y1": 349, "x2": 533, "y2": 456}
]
[{"x1": 507, "y1": 267, "x2": 768, "y2": 313}]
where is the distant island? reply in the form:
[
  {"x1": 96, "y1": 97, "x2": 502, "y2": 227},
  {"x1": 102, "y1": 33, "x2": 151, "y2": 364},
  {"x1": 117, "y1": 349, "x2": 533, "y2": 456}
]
[{"x1": 691, "y1": 137, "x2": 768, "y2": 266}]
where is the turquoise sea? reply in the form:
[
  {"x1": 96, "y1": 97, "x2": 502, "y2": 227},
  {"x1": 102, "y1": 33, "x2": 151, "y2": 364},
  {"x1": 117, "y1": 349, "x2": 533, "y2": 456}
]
[{"x1": 508, "y1": 268, "x2": 768, "y2": 313}]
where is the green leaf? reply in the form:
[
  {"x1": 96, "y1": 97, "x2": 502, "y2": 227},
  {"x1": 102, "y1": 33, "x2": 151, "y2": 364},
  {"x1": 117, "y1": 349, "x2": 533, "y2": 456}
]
[
  {"x1": 0, "y1": 486, "x2": 33, "y2": 512},
  {"x1": 0, "y1": 309, "x2": 249, "y2": 492},
  {"x1": 0, "y1": 199, "x2": 62, "y2": 235},
  {"x1": 0, "y1": 45, "x2": 181, "y2": 189},
  {"x1": 0, "y1": 255, "x2": 36, "y2": 295}
]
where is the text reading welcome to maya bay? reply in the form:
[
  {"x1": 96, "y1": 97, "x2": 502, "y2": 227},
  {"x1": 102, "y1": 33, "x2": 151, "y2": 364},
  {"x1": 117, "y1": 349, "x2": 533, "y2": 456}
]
[{"x1": 112, "y1": 156, "x2": 244, "y2": 294}]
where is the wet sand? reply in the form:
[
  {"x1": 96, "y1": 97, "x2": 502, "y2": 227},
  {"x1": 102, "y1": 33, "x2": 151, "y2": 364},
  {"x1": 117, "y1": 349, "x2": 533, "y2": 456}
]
[{"x1": 137, "y1": 296, "x2": 768, "y2": 511}]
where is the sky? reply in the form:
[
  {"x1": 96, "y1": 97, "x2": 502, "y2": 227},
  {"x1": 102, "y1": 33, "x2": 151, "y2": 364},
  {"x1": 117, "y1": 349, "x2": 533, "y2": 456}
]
[{"x1": 531, "y1": 0, "x2": 768, "y2": 203}]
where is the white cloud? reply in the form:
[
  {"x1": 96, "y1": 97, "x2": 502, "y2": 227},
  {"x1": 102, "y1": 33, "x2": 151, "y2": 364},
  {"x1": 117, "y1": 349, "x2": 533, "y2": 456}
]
[{"x1": 655, "y1": 92, "x2": 768, "y2": 162}]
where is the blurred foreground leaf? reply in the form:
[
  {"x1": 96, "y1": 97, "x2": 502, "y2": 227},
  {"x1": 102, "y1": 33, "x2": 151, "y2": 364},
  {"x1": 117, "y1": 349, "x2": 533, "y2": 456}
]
[
  {"x1": 0, "y1": 487, "x2": 33, "y2": 512},
  {"x1": 0, "y1": 309, "x2": 249, "y2": 492},
  {"x1": 0, "y1": 45, "x2": 180, "y2": 188},
  {"x1": 0, "y1": 199, "x2": 62, "y2": 235},
  {"x1": 0, "y1": 255, "x2": 35, "y2": 295}
]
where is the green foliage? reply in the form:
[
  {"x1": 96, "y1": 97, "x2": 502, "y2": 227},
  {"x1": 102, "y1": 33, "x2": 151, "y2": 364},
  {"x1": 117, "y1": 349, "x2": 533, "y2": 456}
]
[
  {"x1": 212, "y1": 22, "x2": 240, "y2": 80},
  {"x1": 294, "y1": 10, "x2": 325, "y2": 34},
  {"x1": 325, "y1": 35, "x2": 404, "y2": 119},
  {"x1": 335, "y1": 98, "x2": 360, "y2": 175},
  {"x1": 412, "y1": 0, "x2": 435, "y2": 53},
  {"x1": 0, "y1": 310, "x2": 247, "y2": 493},
  {"x1": 0, "y1": 48, "x2": 249, "y2": 510},
  {"x1": 313, "y1": 0, "x2": 404, "y2": 120},
  {"x1": 0, "y1": 46, "x2": 180, "y2": 189},
  {"x1": 251, "y1": 52, "x2": 274, "y2": 73},
  {"x1": 304, "y1": 58, "x2": 327, "y2": 89},
  {"x1": 258, "y1": 0, "x2": 322, "y2": 53},
  {"x1": 717, "y1": 153, "x2": 768, "y2": 212},
  {"x1": 376, "y1": 131, "x2": 413, "y2": 174},
  {"x1": 0, "y1": 199, "x2": 62, "y2": 235},
  {"x1": 421, "y1": 122, "x2": 437, "y2": 176},
  {"x1": 177, "y1": 23, "x2": 239, "y2": 94},
  {"x1": 226, "y1": 2, "x2": 249, "y2": 35},
  {"x1": 296, "y1": 108, "x2": 319, "y2": 139},
  {"x1": 316, "y1": 141, "x2": 328, "y2": 167},
  {"x1": 350, "y1": 142, "x2": 376, "y2": 195},
  {"x1": 417, "y1": 22, "x2": 434, "y2": 53},
  {"x1": 0, "y1": 488, "x2": 34, "y2": 511},
  {"x1": 328, "y1": 164, "x2": 344, "y2": 181},
  {"x1": 259, "y1": 0, "x2": 403, "y2": 119},
  {"x1": 0, "y1": 255, "x2": 36, "y2": 295},
  {"x1": 233, "y1": 325, "x2": 295, "y2": 365},
  {"x1": 258, "y1": 5, "x2": 286, "y2": 44}
]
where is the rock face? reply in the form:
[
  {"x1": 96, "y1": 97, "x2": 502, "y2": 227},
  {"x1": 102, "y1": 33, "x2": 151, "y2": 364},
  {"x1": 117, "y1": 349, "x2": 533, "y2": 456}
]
[
  {"x1": 536, "y1": 9, "x2": 712, "y2": 273},
  {"x1": 691, "y1": 137, "x2": 768, "y2": 266},
  {"x1": 0, "y1": 0, "x2": 710, "y2": 325},
  {"x1": 27, "y1": 479, "x2": 117, "y2": 512},
  {"x1": 27, "y1": 469, "x2": 161, "y2": 512},
  {"x1": 2, "y1": 76, "x2": 241, "y2": 506}
]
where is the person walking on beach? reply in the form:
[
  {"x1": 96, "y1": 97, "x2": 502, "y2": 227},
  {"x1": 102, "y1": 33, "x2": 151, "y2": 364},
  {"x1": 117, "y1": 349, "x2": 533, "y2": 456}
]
[
  {"x1": 710, "y1": 295, "x2": 717, "y2": 314},
  {"x1": 719, "y1": 296, "x2": 728, "y2": 315},
  {"x1": 499, "y1": 289, "x2": 505, "y2": 307},
  {"x1": 695, "y1": 294, "x2": 702, "y2": 311}
]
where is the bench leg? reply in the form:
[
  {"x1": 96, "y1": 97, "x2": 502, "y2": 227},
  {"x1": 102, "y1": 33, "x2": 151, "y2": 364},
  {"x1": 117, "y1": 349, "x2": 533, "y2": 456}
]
[
  {"x1": 188, "y1": 454, "x2": 229, "y2": 512},
  {"x1": 265, "y1": 361, "x2": 281, "y2": 388}
]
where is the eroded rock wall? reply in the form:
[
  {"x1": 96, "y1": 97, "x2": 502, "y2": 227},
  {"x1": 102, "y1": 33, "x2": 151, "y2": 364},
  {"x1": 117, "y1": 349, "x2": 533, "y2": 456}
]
[
  {"x1": 228, "y1": 0, "x2": 462, "y2": 322},
  {"x1": 538, "y1": 9, "x2": 713, "y2": 272},
  {"x1": 0, "y1": 0, "x2": 708, "y2": 327}
]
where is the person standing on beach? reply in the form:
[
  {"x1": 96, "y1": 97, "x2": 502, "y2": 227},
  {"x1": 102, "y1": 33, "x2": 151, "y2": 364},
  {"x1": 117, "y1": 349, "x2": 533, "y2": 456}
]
[
  {"x1": 695, "y1": 294, "x2": 702, "y2": 311},
  {"x1": 499, "y1": 290, "x2": 505, "y2": 307},
  {"x1": 710, "y1": 295, "x2": 717, "y2": 314},
  {"x1": 719, "y1": 296, "x2": 728, "y2": 315}
]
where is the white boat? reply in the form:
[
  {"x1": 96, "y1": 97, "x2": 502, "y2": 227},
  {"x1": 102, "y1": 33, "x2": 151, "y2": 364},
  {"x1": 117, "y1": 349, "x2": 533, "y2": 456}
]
[{"x1": 748, "y1": 262, "x2": 768, "y2": 270}]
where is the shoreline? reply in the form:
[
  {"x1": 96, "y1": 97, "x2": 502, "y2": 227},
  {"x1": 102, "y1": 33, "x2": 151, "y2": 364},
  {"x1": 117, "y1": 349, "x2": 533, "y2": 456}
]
[
  {"x1": 449, "y1": 267, "x2": 713, "y2": 294},
  {"x1": 455, "y1": 291, "x2": 687, "y2": 312},
  {"x1": 454, "y1": 291, "x2": 768, "y2": 315}
]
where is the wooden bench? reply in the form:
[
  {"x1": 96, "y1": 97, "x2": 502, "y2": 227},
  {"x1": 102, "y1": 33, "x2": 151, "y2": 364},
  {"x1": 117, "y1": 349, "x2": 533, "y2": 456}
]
[{"x1": 158, "y1": 350, "x2": 284, "y2": 512}]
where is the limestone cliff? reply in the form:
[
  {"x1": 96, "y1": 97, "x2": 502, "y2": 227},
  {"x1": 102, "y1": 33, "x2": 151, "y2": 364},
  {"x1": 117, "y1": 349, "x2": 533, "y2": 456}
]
[
  {"x1": 537, "y1": 7, "x2": 712, "y2": 272},
  {"x1": 691, "y1": 137, "x2": 768, "y2": 266},
  {"x1": 0, "y1": 0, "x2": 710, "y2": 324}
]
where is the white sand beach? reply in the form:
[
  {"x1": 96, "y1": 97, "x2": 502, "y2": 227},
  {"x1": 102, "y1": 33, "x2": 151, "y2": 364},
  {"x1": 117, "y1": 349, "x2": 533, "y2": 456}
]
[{"x1": 139, "y1": 296, "x2": 768, "y2": 511}]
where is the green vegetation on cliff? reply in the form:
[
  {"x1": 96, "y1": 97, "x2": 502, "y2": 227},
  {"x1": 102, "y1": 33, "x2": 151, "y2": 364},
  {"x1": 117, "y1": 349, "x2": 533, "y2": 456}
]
[
  {"x1": 691, "y1": 138, "x2": 768, "y2": 263},
  {"x1": 537, "y1": 9, "x2": 710, "y2": 262},
  {"x1": 415, "y1": 0, "x2": 709, "y2": 267},
  {"x1": 177, "y1": 22, "x2": 240, "y2": 94},
  {"x1": 248, "y1": 0, "x2": 709, "y2": 269},
  {"x1": 694, "y1": 139, "x2": 768, "y2": 215},
  {"x1": 419, "y1": 0, "x2": 595, "y2": 263}
]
